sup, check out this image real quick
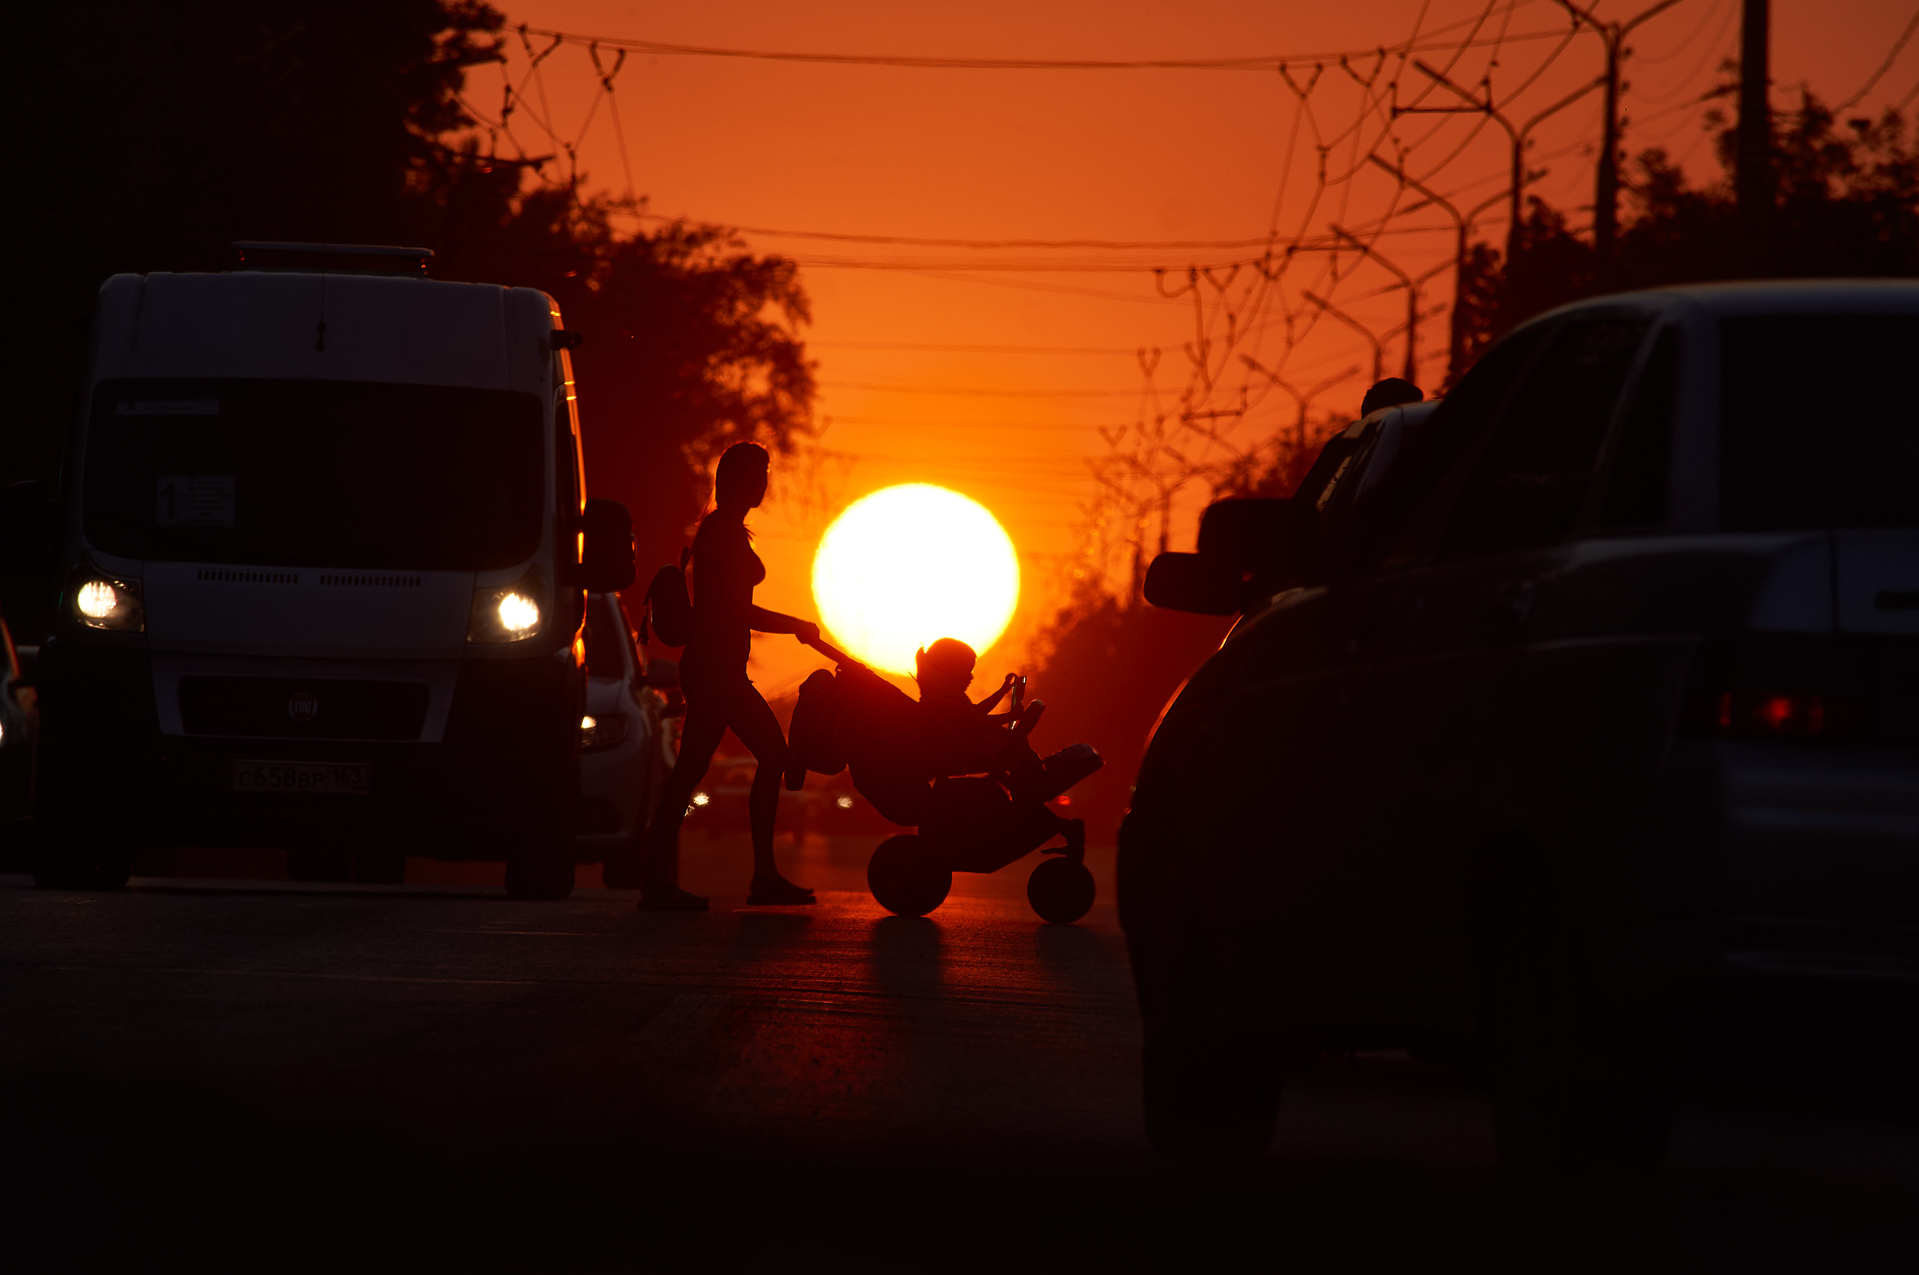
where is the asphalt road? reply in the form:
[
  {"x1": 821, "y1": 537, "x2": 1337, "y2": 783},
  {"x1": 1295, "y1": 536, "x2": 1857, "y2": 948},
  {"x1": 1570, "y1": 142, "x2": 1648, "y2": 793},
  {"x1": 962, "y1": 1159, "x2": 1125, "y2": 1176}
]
[{"x1": 3, "y1": 829, "x2": 1915, "y2": 1272}]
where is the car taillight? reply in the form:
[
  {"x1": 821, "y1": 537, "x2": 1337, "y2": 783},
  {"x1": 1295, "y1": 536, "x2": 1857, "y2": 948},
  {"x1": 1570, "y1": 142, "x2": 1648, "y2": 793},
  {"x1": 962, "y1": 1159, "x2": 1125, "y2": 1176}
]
[
  {"x1": 1702, "y1": 690, "x2": 1865, "y2": 740},
  {"x1": 1681, "y1": 637, "x2": 1872, "y2": 743}
]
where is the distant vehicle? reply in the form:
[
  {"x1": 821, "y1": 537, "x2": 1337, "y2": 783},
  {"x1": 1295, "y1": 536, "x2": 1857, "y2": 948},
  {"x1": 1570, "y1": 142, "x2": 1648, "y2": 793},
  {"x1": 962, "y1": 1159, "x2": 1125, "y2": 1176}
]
[
  {"x1": 1, "y1": 612, "x2": 38, "y2": 843},
  {"x1": 684, "y1": 752, "x2": 880, "y2": 840},
  {"x1": 577, "y1": 591, "x2": 677, "y2": 883},
  {"x1": 1126, "y1": 280, "x2": 1919, "y2": 1170},
  {"x1": 31, "y1": 242, "x2": 634, "y2": 897},
  {"x1": 684, "y1": 754, "x2": 758, "y2": 834}
]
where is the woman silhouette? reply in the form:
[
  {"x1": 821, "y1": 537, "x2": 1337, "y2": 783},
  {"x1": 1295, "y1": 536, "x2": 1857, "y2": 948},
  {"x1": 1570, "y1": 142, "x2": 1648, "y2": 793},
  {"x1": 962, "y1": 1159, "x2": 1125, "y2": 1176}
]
[{"x1": 640, "y1": 442, "x2": 819, "y2": 910}]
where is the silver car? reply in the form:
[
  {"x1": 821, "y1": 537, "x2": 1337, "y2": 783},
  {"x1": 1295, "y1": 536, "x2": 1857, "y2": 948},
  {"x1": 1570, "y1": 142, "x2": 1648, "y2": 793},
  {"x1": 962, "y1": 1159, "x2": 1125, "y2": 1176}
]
[
  {"x1": 1128, "y1": 280, "x2": 1919, "y2": 1171},
  {"x1": 577, "y1": 592, "x2": 677, "y2": 881}
]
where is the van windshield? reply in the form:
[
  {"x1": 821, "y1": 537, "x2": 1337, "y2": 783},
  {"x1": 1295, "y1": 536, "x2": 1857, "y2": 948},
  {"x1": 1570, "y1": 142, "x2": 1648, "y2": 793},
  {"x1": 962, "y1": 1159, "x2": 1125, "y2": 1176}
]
[
  {"x1": 83, "y1": 379, "x2": 545, "y2": 570},
  {"x1": 1720, "y1": 315, "x2": 1919, "y2": 531}
]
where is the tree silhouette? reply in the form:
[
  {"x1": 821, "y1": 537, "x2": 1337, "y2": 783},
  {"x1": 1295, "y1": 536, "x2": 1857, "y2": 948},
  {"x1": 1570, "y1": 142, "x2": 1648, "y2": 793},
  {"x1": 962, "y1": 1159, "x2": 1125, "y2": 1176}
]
[{"x1": 1453, "y1": 90, "x2": 1919, "y2": 371}]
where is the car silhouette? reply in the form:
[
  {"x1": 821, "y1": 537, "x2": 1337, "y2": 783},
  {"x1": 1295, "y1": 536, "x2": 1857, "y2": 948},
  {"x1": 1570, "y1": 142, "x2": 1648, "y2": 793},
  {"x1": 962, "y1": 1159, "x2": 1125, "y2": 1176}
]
[
  {"x1": 1125, "y1": 280, "x2": 1919, "y2": 1171},
  {"x1": 578, "y1": 591, "x2": 677, "y2": 885},
  {"x1": 1, "y1": 611, "x2": 38, "y2": 847}
]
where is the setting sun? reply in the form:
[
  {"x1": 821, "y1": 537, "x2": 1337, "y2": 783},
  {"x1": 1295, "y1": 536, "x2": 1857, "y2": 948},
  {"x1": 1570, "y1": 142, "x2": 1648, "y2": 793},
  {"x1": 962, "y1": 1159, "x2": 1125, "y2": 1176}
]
[{"x1": 811, "y1": 484, "x2": 1020, "y2": 676}]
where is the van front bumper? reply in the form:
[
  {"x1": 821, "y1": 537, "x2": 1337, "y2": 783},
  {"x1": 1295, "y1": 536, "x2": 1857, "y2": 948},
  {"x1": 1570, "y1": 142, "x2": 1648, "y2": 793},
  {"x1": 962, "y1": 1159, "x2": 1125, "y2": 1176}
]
[{"x1": 33, "y1": 641, "x2": 581, "y2": 856}]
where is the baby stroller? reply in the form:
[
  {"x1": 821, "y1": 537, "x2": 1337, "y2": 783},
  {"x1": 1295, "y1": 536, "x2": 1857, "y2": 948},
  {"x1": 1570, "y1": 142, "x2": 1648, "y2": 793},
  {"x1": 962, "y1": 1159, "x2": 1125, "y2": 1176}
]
[{"x1": 788, "y1": 637, "x2": 1104, "y2": 924}]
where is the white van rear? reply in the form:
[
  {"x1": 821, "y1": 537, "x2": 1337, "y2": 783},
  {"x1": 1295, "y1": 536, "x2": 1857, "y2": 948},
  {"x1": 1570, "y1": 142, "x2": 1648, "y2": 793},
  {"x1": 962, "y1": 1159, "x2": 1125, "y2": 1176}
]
[{"x1": 33, "y1": 243, "x2": 634, "y2": 897}]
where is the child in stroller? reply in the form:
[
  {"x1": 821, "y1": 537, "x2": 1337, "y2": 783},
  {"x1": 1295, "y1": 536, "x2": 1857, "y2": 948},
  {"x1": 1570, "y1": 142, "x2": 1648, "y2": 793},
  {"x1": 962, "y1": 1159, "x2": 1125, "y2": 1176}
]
[{"x1": 788, "y1": 636, "x2": 1103, "y2": 923}]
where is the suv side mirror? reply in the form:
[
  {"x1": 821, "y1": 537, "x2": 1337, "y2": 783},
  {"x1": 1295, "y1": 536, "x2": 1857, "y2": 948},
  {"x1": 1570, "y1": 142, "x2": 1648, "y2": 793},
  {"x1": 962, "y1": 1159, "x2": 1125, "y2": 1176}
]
[
  {"x1": 642, "y1": 658, "x2": 679, "y2": 690},
  {"x1": 577, "y1": 499, "x2": 636, "y2": 593},
  {"x1": 1143, "y1": 552, "x2": 1244, "y2": 615},
  {"x1": 1144, "y1": 498, "x2": 1319, "y2": 615},
  {"x1": 1196, "y1": 497, "x2": 1315, "y2": 578}
]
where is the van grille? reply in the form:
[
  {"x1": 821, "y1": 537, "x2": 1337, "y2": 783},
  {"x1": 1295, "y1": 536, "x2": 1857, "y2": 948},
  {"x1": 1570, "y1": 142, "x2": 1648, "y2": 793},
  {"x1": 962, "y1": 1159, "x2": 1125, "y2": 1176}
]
[
  {"x1": 318, "y1": 574, "x2": 424, "y2": 588},
  {"x1": 178, "y1": 677, "x2": 428, "y2": 740},
  {"x1": 196, "y1": 568, "x2": 299, "y2": 585}
]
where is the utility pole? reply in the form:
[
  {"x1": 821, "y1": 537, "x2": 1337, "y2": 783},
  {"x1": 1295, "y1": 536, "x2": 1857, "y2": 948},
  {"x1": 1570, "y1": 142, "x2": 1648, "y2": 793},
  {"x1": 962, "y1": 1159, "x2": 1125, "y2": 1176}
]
[
  {"x1": 1369, "y1": 155, "x2": 1467, "y2": 381},
  {"x1": 1302, "y1": 290, "x2": 1382, "y2": 384},
  {"x1": 1407, "y1": 61, "x2": 1604, "y2": 267},
  {"x1": 1552, "y1": 0, "x2": 1685, "y2": 278},
  {"x1": 1735, "y1": 0, "x2": 1773, "y2": 272},
  {"x1": 1239, "y1": 357, "x2": 1361, "y2": 452},
  {"x1": 1330, "y1": 227, "x2": 1418, "y2": 381}
]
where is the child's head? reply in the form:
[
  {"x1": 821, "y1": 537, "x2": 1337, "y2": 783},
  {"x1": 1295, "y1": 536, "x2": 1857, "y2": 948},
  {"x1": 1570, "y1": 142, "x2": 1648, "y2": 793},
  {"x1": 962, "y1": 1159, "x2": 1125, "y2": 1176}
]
[{"x1": 914, "y1": 637, "x2": 977, "y2": 696}]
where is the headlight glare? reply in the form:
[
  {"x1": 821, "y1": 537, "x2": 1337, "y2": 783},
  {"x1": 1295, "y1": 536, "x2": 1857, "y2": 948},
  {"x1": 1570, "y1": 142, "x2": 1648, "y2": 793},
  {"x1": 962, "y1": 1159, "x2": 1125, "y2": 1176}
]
[
  {"x1": 497, "y1": 591, "x2": 539, "y2": 634},
  {"x1": 468, "y1": 581, "x2": 544, "y2": 644},
  {"x1": 72, "y1": 574, "x2": 145, "y2": 632}
]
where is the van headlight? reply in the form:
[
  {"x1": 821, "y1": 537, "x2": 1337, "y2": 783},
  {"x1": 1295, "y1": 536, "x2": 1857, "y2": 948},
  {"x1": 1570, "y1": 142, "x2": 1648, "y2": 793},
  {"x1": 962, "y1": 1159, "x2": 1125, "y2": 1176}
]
[
  {"x1": 468, "y1": 584, "x2": 542, "y2": 643},
  {"x1": 71, "y1": 574, "x2": 145, "y2": 632}
]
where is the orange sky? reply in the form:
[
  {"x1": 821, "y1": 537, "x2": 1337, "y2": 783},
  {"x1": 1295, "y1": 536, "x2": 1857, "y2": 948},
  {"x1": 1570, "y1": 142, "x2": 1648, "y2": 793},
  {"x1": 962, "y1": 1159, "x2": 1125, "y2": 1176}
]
[{"x1": 489, "y1": 0, "x2": 1919, "y2": 693}]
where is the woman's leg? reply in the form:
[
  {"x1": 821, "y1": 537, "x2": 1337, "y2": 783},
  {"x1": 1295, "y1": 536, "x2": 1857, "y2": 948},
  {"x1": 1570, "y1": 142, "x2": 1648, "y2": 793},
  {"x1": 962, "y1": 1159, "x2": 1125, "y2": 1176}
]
[
  {"x1": 644, "y1": 697, "x2": 727, "y2": 892},
  {"x1": 725, "y1": 683, "x2": 803, "y2": 887}
]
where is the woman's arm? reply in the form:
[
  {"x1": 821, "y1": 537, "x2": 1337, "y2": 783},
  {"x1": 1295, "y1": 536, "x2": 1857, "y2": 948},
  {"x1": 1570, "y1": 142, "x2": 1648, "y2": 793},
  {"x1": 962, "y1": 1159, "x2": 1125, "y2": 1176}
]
[{"x1": 749, "y1": 607, "x2": 819, "y2": 643}]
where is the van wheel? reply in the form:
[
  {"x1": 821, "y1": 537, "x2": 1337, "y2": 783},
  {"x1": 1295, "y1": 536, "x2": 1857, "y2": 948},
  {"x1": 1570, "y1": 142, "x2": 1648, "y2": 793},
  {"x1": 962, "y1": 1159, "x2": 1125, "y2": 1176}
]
[
  {"x1": 32, "y1": 833, "x2": 136, "y2": 890},
  {"x1": 29, "y1": 751, "x2": 136, "y2": 890},
  {"x1": 1483, "y1": 848, "x2": 1675, "y2": 1175}
]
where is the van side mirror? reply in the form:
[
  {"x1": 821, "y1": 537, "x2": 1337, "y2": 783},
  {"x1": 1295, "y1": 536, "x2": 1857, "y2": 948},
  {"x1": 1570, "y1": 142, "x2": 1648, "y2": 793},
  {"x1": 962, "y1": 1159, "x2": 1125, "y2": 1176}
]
[
  {"x1": 642, "y1": 658, "x2": 679, "y2": 690},
  {"x1": 1143, "y1": 552, "x2": 1244, "y2": 615},
  {"x1": 577, "y1": 498, "x2": 635, "y2": 593}
]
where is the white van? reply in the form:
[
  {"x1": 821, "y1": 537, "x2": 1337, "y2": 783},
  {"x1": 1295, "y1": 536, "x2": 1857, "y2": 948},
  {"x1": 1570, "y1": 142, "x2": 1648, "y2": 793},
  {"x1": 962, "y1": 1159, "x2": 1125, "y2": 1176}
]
[{"x1": 32, "y1": 242, "x2": 634, "y2": 897}]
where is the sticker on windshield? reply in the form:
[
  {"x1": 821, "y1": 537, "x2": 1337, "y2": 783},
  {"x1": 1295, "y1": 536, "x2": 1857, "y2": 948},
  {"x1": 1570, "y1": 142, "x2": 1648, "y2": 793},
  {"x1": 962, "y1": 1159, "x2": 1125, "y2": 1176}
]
[
  {"x1": 156, "y1": 475, "x2": 236, "y2": 528},
  {"x1": 117, "y1": 399, "x2": 220, "y2": 416}
]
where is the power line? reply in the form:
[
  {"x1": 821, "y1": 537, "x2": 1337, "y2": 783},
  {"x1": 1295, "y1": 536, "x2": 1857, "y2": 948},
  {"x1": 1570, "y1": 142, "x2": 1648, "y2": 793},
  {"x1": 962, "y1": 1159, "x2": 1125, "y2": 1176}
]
[
  {"x1": 1836, "y1": 8, "x2": 1919, "y2": 111},
  {"x1": 512, "y1": 20, "x2": 1580, "y2": 73},
  {"x1": 824, "y1": 381, "x2": 1146, "y2": 398},
  {"x1": 781, "y1": 231, "x2": 1466, "y2": 274},
  {"x1": 617, "y1": 213, "x2": 1286, "y2": 251},
  {"x1": 874, "y1": 269, "x2": 1179, "y2": 303},
  {"x1": 1635, "y1": 0, "x2": 1731, "y2": 65},
  {"x1": 813, "y1": 339, "x2": 1137, "y2": 355},
  {"x1": 823, "y1": 415, "x2": 1136, "y2": 432}
]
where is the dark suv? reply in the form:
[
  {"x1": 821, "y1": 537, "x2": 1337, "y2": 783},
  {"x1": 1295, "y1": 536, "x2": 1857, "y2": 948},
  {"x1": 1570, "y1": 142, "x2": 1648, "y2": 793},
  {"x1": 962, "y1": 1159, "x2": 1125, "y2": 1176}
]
[{"x1": 1124, "y1": 281, "x2": 1919, "y2": 1169}]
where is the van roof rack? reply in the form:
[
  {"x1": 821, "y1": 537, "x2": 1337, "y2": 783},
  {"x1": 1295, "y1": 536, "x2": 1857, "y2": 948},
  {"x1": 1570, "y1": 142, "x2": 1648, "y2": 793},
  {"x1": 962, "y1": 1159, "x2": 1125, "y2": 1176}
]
[{"x1": 229, "y1": 242, "x2": 434, "y2": 276}]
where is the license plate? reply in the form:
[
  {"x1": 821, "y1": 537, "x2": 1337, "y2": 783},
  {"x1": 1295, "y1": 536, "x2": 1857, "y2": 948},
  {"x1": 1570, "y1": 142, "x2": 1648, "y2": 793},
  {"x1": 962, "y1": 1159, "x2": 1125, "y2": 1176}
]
[{"x1": 232, "y1": 760, "x2": 370, "y2": 796}]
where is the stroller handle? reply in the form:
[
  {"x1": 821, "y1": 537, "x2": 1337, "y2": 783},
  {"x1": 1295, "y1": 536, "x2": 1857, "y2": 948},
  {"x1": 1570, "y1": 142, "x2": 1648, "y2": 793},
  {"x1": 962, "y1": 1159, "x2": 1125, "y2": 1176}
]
[{"x1": 801, "y1": 633, "x2": 859, "y2": 669}]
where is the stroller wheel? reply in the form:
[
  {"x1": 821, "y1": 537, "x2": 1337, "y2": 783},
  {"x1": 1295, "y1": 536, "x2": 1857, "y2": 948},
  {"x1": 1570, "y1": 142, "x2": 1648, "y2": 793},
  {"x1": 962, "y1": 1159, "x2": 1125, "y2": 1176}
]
[
  {"x1": 867, "y1": 835, "x2": 951, "y2": 918},
  {"x1": 1027, "y1": 857, "x2": 1095, "y2": 925}
]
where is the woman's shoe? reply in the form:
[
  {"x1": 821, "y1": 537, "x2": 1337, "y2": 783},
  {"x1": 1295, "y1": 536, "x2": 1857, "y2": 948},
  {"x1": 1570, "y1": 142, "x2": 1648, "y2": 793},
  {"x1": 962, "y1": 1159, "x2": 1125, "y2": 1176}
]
[
  {"x1": 637, "y1": 885, "x2": 709, "y2": 911},
  {"x1": 745, "y1": 876, "x2": 816, "y2": 906}
]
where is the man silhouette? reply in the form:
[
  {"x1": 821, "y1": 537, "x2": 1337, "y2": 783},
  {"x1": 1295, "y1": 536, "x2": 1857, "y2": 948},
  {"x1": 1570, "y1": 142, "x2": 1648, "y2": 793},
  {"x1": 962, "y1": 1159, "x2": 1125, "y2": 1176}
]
[{"x1": 1359, "y1": 376, "x2": 1423, "y2": 418}]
